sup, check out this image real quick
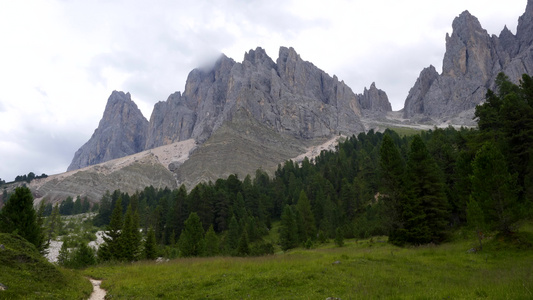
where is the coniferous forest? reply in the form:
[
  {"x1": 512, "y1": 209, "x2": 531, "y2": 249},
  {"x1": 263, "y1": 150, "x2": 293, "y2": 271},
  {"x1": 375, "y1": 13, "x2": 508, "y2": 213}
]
[{"x1": 81, "y1": 73, "x2": 532, "y2": 260}]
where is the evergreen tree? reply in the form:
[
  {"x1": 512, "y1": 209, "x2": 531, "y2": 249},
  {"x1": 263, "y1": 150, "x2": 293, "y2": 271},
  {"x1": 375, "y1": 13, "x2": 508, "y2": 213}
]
[
  {"x1": 118, "y1": 203, "x2": 141, "y2": 261},
  {"x1": 378, "y1": 133, "x2": 406, "y2": 243},
  {"x1": 296, "y1": 190, "x2": 316, "y2": 241},
  {"x1": 45, "y1": 204, "x2": 63, "y2": 244},
  {"x1": 178, "y1": 212, "x2": 205, "y2": 257},
  {"x1": 144, "y1": 226, "x2": 158, "y2": 260},
  {"x1": 69, "y1": 243, "x2": 96, "y2": 268},
  {"x1": 236, "y1": 229, "x2": 250, "y2": 256},
  {"x1": 73, "y1": 196, "x2": 82, "y2": 215},
  {"x1": 57, "y1": 241, "x2": 70, "y2": 266},
  {"x1": 466, "y1": 197, "x2": 486, "y2": 250},
  {"x1": 98, "y1": 197, "x2": 123, "y2": 261},
  {"x1": 224, "y1": 215, "x2": 240, "y2": 254},
  {"x1": 204, "y1": 225, "x2": 219, "y2": 256},
  {"x1": 334, "y1": 227, "x2": 344, "y2": 247},
  {"x1": 279, "y1": 205, "x2": 298, "y2": 251},
  {"x1": 403, "y1": 135, "x2": 449, "y2": 244},
  {"x1": 0, "y1": 186, "x2": 45, "y2": 251},
  {"x1": 470, "y1": 143, "x2": 519, "y2": 234}
]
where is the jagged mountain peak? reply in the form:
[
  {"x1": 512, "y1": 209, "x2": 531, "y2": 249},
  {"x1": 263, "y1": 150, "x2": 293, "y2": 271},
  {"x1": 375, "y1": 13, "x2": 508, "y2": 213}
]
[
  {"x1": 67, "y1": 91, "x2": 149, "y2": 171},
  {"x1": 404, "y1": 1, "x2": 533, "y2": 124}
]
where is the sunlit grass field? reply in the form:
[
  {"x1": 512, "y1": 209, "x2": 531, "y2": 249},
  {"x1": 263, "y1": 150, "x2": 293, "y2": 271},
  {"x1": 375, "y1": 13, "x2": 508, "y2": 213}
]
[{"x1": 83, "y1": 223, "x2": 533, "y2": 299}]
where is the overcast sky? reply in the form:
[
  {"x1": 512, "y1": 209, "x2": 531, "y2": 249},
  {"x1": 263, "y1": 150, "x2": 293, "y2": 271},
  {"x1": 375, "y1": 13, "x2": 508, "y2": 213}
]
[{"x1": 0, "y1": 0, "x2": 527, "y2": 182}]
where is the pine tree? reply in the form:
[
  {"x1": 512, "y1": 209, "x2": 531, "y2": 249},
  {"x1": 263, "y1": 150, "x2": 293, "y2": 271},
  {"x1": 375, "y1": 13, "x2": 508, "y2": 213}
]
[
  {"x1": 296, "y1": 190, "x2": 316, "y2": 241},
  {"x1": 466, "y1": 197, "x2": 486, "y2": 250},
  {"x1": 204, "y1": 225, "x2": 219, "y2": 256},
  {"x1": 403, "y1": 135, "x2": 449, "y2": 244},
  {"x1": 0, "y1": 187, "x2": 44, "y2": 251},
  {"x1": 379, "y1": 133, "x2": 406, "y2": 242},
  {"x1": 98, "y1": 197, "x2": 123, "y2": 261},
  {"x1": 144, "y1": 226, "x2": 158, "y2": 260},
  {"x1": 279, "y1": 205, "x2": 298, "y2": 251},
  {"x1": 118, "y1": 203, "x2": 141, "y2": 261},
  {"x1": 57, "y1": 241, "x2": 70, "y2": 266},
  {"x1": 334, "y1": 227, "x2": 344, "y2": 247},
  {"x1": 470, "y1": 143, "x2": 519, "y2": 234},
  {"x1": 224, "y1": 215, "x2": 240, "y2": 254},
  {"x1": 178, "y1": 212, "x2": 205, "y2": 257},
  {"x1": 236, "y1": 229, "x2": 250, "y2": 256},
  {"x1": 45, "y1": 204, "x2": 63, "y2": 244}
]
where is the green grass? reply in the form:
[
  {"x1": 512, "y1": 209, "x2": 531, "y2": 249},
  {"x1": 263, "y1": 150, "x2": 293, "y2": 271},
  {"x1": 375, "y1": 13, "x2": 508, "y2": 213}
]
[
  {"x1": 84, "y1": 225, "x2": 533, "y2": 299},
  {"x1": 387, "y1": 126, "x2": 423, "y2": 137},
  {"x1": 0, "y1": 233, "x2": 92, "y2": 299}
]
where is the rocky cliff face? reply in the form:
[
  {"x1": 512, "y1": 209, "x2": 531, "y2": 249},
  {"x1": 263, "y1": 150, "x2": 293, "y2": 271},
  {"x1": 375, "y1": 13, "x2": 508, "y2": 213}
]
[
  {"x1": 70, "y1": 47, "x2": 390, "y2": 173},
  {"x1": 67, "y1": 91, "x2": 149, "y2": 171},
  {"x1": 357, "y1": 82, "x2": 392, "y2": 114},
  {"x1": 403, "y1": 1, "x2": 533, "y2": 123}
]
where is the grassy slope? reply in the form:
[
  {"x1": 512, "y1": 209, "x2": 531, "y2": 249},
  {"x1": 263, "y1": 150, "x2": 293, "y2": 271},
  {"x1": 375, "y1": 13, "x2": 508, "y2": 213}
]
[
  {"x1": 0, "y1": 233, "x2": 92, "y2": 299},
  {"x1": 84, "y1": 223, "x2": 533, "y2": 299}
]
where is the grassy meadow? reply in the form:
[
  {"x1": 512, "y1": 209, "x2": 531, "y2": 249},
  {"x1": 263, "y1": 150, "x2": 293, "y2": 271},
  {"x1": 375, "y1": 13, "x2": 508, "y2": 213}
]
[{"x1": 83, "y1": 223, "x2": 533, "y2": 299}]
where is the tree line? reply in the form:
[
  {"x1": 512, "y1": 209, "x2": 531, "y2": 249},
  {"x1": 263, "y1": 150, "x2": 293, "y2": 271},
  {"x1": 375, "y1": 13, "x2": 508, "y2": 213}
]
[{"x1": 1, "y1": 73, "x2": 531, "y2": 262}]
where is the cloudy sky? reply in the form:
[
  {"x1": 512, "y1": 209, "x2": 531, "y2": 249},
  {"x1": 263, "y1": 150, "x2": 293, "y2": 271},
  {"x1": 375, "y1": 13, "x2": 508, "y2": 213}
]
[{"x1": 0, "y1": 0, "x2": 527, "y2": 182}]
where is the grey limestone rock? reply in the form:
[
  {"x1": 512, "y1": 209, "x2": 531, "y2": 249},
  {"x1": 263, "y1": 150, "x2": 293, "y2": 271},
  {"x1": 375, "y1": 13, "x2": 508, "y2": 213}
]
[
  {"x1": 403, "y1": 2, "x2": 533, "y2": 123},
  {"x1": 67, "y1": 91, "x2": 149, "y2": 171},
  {"x1": 69, "y1": 46, "x2": 391, "y2": 171},
  {"x1": 357, "y1": 82, "x2": 392, "y2": 114}
]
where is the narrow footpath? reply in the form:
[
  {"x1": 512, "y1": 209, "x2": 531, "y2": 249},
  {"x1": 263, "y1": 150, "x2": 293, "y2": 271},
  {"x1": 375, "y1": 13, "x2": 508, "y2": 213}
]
[{"x1": 88, "y1": 278, "x2": 106, "y2": 300}]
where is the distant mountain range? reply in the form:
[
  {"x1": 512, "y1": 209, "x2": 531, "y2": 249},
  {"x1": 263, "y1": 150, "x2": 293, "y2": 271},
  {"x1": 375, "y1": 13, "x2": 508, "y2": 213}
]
[{"x1": 20, "y1": 0, "x2": 533, "y2": 203}]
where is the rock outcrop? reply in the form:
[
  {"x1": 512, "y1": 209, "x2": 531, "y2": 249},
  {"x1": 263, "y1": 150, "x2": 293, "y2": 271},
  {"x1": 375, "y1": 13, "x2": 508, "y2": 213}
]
[
  {"x1": 403, "y1": 1, "x2": 533, "y2": 123},
  {"x1": 67, "y1": 91, "x2": 149, "y2": 171},
  {"x1": 357, "y1": 82, "x2": 392, "y2": 114}
]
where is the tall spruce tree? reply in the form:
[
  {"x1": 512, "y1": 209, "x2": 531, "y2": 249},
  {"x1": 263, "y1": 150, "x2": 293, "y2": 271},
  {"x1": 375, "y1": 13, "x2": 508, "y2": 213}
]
[
  {"x1": 403, "y1": 135, "x2": 449, "y2": 244},
  {"x1": 118, "y1": 203, "x2": 141, "y2": 261},
  {"x1": 178, "y1": 212, "x2": 205, "y2": 257},
  {"x1": 98, "y1": 197, "x2": 123, "y2": 261},
  {"x1": 378, "y1": 133, "x2": 406, "y2": 243},
  {"x1": 279, "y1": 205, "x2": 298, "y2": 251},
  {"x1": 144, "y1": 226, "x2": 157, "y2": 260},
  {"x1": 204, "y1": 225, "x2": 219, "y2": 256},
  {"x1": 296, "y1": 190, "x2": 316, "y2": 241},
  {"x1": 470, "y1": 143, "x2": 519, "y2": 234},
  {"x1": 0, "y1": 186, "x2": 45, "y2": 251}
]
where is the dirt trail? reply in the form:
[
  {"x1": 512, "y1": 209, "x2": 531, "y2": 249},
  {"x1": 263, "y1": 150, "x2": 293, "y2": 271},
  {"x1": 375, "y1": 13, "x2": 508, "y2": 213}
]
[{"x1": 88, "y1": 278, "x2": 106, "y2": 300}]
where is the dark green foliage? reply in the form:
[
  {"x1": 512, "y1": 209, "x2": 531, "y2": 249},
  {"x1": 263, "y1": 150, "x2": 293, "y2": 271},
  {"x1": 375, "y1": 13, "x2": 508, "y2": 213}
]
[
  {"x1": 224, "y1": 215, "x2": 240, "y2": 254},
  {"x1": 378, "y1": 133, "x2": 406, "y2": 241},
  {"x1": 334, "y1": 227, "x2": 344, "y2": 247},
  {"x1": 470, "y1": 143, "x2": 519, "y2": 234},
  {"x1": 279, "y1": 205, "x2": 298, "y2": 251},
  {"x1": 296, "y1": 190, "x2": 316, "y2": 241},
  {"x1": 144, "y1": 226, "x2": 157, "y2": 260},
  {"x1": 204, "y1": 225, "x2": 219, "y2": 256},
  {"x1": 236, "y1": 229, "x2": 250, "y2": 256},
  {"x1": 178, "y1": 212, "x2": 205, "y2": 257},
  {"x1": 87, "y1": 76, "x2": 533, "y2": 254},
  {"x1": 118, "y1": 203, "x2": 141, "y2": 261},
  {"x1": 59, "y1": 196, "x2": 74, "y2": 215},
  {"x1": 466, "y1": 198, "x2": 486, "y2": 250},
  {"x1": 0, "y1": 187, "x2": 45, "y2": 252},
  {"x1": 97, "y1": 197, "x2": 123, "y2": 261},
  {"x1": 45, "y1": 204, "x2": 63, "y2": 244}
]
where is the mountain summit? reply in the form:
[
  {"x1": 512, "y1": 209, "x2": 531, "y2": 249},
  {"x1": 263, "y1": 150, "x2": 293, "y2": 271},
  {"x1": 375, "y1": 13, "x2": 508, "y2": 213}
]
[
  {"x1": 403, "y1": 1, "x2": 533, "y2": 123},
  {"x1": 68, "y1": 47, "x2": 390, "y2": 183}
]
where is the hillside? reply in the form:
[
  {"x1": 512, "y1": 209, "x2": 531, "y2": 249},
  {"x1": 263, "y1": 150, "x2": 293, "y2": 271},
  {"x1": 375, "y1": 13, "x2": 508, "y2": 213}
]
[{"x1": 0, "y1": 233, "x2": 92, "y2": 299}]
